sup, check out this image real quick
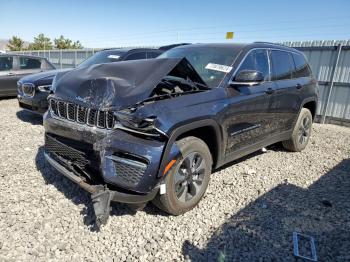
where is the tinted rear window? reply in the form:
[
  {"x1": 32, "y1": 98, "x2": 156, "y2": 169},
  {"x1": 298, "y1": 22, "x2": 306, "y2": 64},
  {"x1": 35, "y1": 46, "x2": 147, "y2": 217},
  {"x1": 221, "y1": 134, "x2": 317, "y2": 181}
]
[
  {"x1": 147, "y1": 51, "x2": 161, "y2": 59},
  {"x1": 270, "y1": 50, "x2": 294, "y2": 81},
  {"x1": 292, "y1": 53, "x2": 311, "y2": 78},
  {"x1": 0, "y1": 56, "x2": 13, "y2": 71}
]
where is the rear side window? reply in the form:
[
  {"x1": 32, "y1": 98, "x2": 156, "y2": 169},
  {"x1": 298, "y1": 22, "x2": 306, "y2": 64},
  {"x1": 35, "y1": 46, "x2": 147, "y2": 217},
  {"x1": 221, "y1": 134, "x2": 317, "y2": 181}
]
[
  {"x1": 124, "y1": 52, "x2": 146, "y2": 61},
  {"x1": 236, "y1": 49, "x2": 270, "y2": 80},
  {"x1": 270, "y1": 50, "x2": 294, "y2": 81},
  {"x1": 292, "y1": 53, "x2": 311, "y2": 78},
  {"x1": 0, "y1": 56, "x2": 13, "y2": 71},
  {"x1": 19, "y1": 57, "x2": 41, "y2": 69},
  {"x1": 147, "y1": 51, "x2": 161, "y2": 59}
]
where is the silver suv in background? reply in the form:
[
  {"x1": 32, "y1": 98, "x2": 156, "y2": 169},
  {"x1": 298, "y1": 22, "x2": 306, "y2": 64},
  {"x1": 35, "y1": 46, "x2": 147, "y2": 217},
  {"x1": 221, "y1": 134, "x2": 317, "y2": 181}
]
[{"x1": 0, "y1": 54, "x2": 55, "y2": 97}]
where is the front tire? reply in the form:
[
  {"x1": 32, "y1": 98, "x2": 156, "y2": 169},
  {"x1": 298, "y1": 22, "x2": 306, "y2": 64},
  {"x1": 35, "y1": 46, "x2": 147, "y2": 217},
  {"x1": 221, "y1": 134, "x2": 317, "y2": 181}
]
[
  {"x1": 282, "y1": 108, "x2": 313, "y2": 152},
  {"x1": 153, "y1": 136, "x2": 212, "y2": 215}
]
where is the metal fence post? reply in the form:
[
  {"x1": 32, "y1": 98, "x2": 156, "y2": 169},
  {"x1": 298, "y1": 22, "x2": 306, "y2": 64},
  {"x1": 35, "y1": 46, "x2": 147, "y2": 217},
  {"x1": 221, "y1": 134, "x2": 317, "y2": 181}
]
[
  {"x1": 60, "y1": 50, "x2": 63, "y2": 69},
  {"x1": 74, "y1": 50, "x2": 77, "y2": 67},
  {"x1": 321, "y1": 44, "x2": 343, "y2": 124}
]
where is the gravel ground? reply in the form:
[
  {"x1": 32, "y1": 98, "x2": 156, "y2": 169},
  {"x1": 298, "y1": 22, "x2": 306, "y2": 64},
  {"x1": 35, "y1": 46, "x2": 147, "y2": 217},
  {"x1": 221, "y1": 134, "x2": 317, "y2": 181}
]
[{"x1": 0, "y1": 98, "x2": 349, "y2": 261}]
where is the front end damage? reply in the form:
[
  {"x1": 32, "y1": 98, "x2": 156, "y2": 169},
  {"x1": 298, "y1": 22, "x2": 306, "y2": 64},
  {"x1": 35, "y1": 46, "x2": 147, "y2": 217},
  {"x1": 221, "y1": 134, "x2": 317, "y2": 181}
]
[{"x1": 43, "y1": 58, "x2": 208, "y2": 225}]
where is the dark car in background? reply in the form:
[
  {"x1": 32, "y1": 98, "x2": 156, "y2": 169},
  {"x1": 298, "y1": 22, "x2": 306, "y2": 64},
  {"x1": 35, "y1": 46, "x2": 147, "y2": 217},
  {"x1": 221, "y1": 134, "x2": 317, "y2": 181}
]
[
  {"x1": 43, "y1": 42, "x2": 317, "y2": 225},
  {"x1": 17, "y1": 47, "x2": 163, "y2": 114},
  {"x1": 0, "y1": 54, "x2": 54, "y2": 97}
]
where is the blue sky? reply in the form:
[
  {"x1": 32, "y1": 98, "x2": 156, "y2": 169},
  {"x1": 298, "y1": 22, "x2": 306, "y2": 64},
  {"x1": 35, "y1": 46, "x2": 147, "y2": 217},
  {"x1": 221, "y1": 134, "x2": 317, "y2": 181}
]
[{"x1": 1, "y1": 0, "x2": 350, "y2": 48}]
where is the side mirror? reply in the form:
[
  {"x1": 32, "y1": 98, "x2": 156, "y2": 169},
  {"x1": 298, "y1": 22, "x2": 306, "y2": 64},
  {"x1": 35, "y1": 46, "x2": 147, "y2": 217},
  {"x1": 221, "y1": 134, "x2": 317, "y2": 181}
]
[{"x1": 230, "y1": 70, "x2": 264, "y2": 86}]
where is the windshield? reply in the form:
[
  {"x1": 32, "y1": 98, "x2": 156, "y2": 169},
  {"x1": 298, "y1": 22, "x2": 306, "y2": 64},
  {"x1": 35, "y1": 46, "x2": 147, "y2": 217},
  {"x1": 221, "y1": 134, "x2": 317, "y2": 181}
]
[
  {"x1": 78, "y1": 50, "x2": 127, "y2": 68},
  {"x1": 158, "y1": 45, "x2": 242, "y2": 88}
]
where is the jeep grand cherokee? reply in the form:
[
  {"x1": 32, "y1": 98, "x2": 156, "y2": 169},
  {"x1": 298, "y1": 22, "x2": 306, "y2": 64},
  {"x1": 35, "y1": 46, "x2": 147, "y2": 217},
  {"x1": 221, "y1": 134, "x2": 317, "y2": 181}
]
[{"x1": 43, "y1": 42, "x2": 317, "y2": 225}]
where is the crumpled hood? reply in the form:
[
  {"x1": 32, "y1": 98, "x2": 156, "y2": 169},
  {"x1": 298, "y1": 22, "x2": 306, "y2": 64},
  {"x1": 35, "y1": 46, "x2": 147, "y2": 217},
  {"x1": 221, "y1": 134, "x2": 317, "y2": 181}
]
[
  {"x1": 53, "y1": 58, "x2": 205, "y2": 110},
  {"x1": 19, "y1": 68, "x2": 72, "y2": 85}
]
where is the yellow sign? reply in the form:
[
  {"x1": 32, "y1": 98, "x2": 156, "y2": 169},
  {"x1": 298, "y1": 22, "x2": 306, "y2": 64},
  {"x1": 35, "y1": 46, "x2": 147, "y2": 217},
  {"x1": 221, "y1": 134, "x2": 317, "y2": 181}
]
[{"x1": 226, "y1": 32, "x2": 234, "y2": 39}]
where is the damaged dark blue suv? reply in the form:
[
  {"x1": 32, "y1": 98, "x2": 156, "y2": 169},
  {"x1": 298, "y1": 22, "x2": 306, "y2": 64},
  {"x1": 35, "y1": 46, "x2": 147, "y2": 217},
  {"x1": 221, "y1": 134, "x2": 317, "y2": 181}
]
[{"x1": 43, "y1": 43, "x2": 317, "y2": 225}]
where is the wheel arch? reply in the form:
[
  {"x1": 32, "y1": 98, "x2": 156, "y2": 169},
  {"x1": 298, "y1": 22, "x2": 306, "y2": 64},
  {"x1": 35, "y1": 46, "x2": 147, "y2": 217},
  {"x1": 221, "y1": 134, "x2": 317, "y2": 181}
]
[
  {"x1": 302, "y1": 99, "x2": 317, "y2": 120},
  {"x1": 158, "y1": 119, "x2": 223, "y2": 177},
  {"x1": 299, "y1": 97, "x2": 317, "y2": 120}
]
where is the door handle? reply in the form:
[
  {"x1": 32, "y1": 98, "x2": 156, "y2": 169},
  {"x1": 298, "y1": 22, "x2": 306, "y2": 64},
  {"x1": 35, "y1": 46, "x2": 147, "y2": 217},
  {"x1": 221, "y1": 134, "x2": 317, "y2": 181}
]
[
  {"x1": 7, "y1": 72, "x2": 15, "y2": 76},
  {"x1": 296, "y1": 83, "x2": 302, "y2": 89},
  {"x1": 265, "y1": 88, "x2": 275, "y2": 94}
]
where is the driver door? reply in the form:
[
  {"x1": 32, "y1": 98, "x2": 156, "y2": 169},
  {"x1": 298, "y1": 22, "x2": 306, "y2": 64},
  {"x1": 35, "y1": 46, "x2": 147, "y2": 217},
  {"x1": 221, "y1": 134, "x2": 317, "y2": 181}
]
[{"x1": 223, "y1": 49, "x2": 276, "y2": 159}]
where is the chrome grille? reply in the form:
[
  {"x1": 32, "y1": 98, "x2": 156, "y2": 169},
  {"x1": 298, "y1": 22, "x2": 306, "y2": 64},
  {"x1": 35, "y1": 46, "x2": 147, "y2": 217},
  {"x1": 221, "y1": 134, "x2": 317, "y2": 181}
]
[
  {"x1": 49, "y1": 99, "x2": 114, "y2": 129},
  {"x1": 67, "y1": 103, "x2": 75, "y2": 121},
  {"x1": 87, "y1": 109, "x2": 97, "y2": 126},
  {"x1": 57, "y1": 101, "x2": 67, "y2": 118},
  {"x1": 106, "y1": 112, "x2": 114, "y2": 129},
  {"x1": 97, "y1": 111, "x2": 105, "y2": 128},
  {"x1": 50, "y1": 99, "x2": 58, "y2": 115},
  {"x1": 77, "y1": 105, "x2": 87, "y2": 123}
]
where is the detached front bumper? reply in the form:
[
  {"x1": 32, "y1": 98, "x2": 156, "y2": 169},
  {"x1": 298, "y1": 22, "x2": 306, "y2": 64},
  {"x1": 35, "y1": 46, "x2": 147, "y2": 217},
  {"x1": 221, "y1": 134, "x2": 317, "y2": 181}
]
[
  {"x1": 43, "y1": 108, "x2": 171, "y2": 194},
  {"x1": 45, "y1": 152, "x2": 159, "y2": 203}
]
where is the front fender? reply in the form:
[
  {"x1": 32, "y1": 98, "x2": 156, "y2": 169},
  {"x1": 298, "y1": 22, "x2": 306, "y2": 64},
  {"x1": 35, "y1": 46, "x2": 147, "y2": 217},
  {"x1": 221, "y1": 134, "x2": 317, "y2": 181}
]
[{"x1": 157, "y1": 119, "x2": 223, "y2": 177}]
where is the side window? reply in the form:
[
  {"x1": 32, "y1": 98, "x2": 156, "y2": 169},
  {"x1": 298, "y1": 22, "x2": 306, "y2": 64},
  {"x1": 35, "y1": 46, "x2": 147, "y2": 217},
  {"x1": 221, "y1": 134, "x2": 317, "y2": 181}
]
[
  {"x1": 147, "y1": 51, "x2": 161, "y2": 59},
  {"x1": 292, "y1": 53, "x2": 311, "y2": 78},
  {"x1": 124, "y1": 52, "x2": 147, "y2": 61},
  {"x1": 0, "y1": 56, "x2": 13, "y2": 71},
  {"x1": 270, "y1": 50, "x2": 294, "y2": 81},
  {"x1": 236, "y1": 49, "x2": 269, "y2": 80},
  {"x1": 19, "y1": 57, "x2": 41, "y2": 69}
]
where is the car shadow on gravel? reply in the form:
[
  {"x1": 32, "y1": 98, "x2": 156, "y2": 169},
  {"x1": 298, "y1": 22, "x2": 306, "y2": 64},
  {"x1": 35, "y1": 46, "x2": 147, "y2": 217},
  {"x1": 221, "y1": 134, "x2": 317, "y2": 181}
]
[
  {"x1": 213, "y1": 147, "x2": 270, "y2": 173},
  {"x1": 0, "y1": 96, "x2": 16, "y2": 100},
  {"x1": 16, "y1": 110, "x2": 43, "y2": 125},
  {"x1": 213, "y1": 144, "x2": 288, "y2": 174},
  {"x1": 183, "y1": 158, "x2": 350, "y2": 261},
  {"x1": 35, "y1": 146, "x2": 143, "y2": 231}
]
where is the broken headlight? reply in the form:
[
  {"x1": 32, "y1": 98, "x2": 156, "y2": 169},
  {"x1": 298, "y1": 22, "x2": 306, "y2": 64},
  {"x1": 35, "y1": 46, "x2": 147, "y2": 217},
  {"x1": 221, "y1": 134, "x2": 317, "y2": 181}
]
[{"x1": 113, "y1": 110, "x2": 166, "y2": 137}]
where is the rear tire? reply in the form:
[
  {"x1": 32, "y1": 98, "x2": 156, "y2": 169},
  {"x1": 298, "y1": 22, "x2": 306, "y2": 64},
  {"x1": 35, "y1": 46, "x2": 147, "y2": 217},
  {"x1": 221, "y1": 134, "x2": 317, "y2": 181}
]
[
  {"x1": 282, "y1": 108, "x2": 313, "y2": 152},
  {"x1": 153, "y1": 136, "x2": 212, "y2": 215}
]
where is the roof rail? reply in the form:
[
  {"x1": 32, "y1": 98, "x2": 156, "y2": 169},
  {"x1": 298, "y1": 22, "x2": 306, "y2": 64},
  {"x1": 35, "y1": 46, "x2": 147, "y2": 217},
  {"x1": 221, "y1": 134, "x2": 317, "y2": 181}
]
[{"x1": 253, "y1": 41, "x2": 289, "y2": 47}]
